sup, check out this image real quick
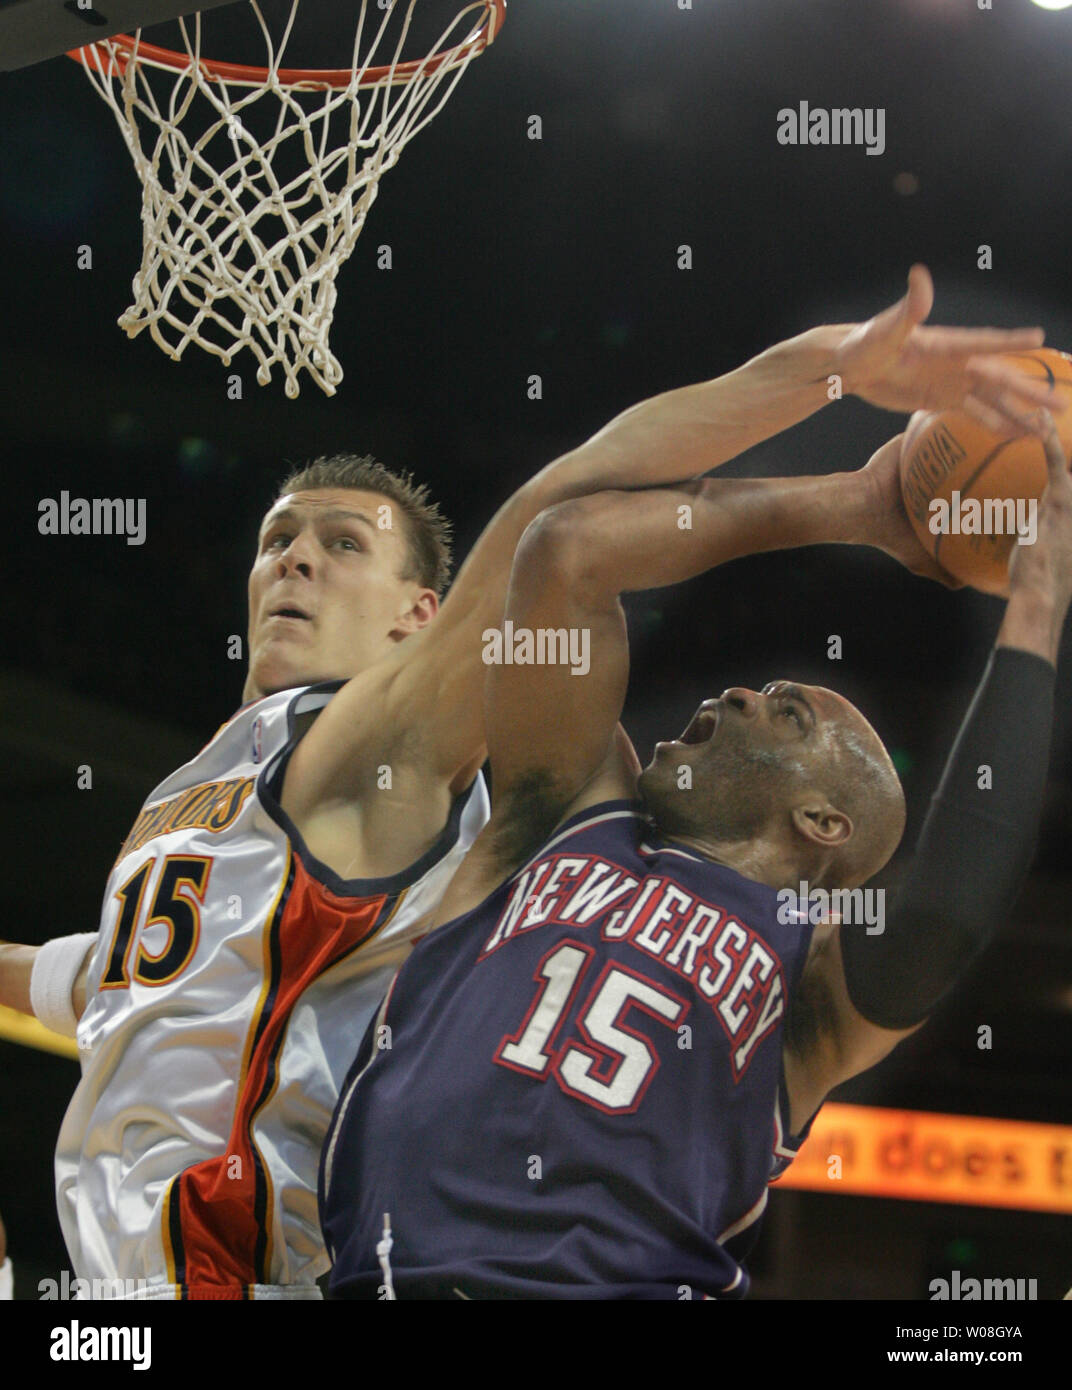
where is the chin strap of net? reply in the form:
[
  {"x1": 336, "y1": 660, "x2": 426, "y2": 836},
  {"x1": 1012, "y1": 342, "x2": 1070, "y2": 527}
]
[{"x1": 76, "y1": 1, "x2": 500, "y2": 398}]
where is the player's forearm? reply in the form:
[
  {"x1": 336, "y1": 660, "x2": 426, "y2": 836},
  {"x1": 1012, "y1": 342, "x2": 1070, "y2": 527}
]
[
  {"x1": 430, "y1": 327, "x2": 848, "y2": 768},
  {"x1": 0, "y1": 942, "x2": 37, "y2": 1015},
  {"x1": 846, "y1": 453, "x2": 1072, "y2": 1030},
  {"x1": 997, "y1": 538, "x2": 1072, "y2": 665},
  {"x1": 996, "y1": 456, "x2": 1072, "y2": 663},
  {"x1": 550, "y1": 467, "x2": 871, "y2": 601},
  {"x1": 447, "y1": 330, "x2": 844, "y2": 609},
  {"x1": 997, "y1": 588, "x2": 1061, "y2": 665},
  {"x1": 840, "y1": 646, "x2": 1056, "y2": 1030},
  {"x1": 0, "y1": 935, "x2": 94, "y2": 1029},
  {"x1": 529, "y1": 325, "x2": 845, "y2": 505}
]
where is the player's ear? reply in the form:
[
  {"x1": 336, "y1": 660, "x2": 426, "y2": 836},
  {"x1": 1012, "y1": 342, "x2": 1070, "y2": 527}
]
[
  {"x1": 790, "y1": 799, "x2": 853, "y2": 850},
  {"x1": 389, "y1": 587, "x2": 439, "y2": 640}
]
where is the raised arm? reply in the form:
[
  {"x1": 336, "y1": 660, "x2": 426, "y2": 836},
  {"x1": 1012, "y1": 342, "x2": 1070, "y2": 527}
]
[
  {"x1": 429, "y1": 452, "x2": 937, "y2": 924},
  {"x1": 0, "y1": 943, "x2": 36, "y2": 1016},
  {"x1": 784, "y1": 413, "x2": 1072, "y2": 1132},
  {"x1": 488, "y1": 459, "x2": 944, "y2": 811},
  {"x1": 290, "y1": 268, "x2": 1056, "y2": 802}
]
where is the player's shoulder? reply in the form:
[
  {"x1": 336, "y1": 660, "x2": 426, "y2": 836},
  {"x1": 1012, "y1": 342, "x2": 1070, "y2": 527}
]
[{"x1": 294, "y1": 645, "x2": 434, "y2": 763}]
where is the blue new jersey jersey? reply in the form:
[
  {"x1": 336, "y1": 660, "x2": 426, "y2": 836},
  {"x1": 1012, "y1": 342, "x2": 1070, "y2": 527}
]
[{"x1": 320, "y1": 801, "x2": 816, "y2": 1300}]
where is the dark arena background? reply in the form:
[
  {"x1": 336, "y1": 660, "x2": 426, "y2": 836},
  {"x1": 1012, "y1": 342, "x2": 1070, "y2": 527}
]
[{"x1": 1, "y1": 0, "x2": 1070, "y2": 1349}]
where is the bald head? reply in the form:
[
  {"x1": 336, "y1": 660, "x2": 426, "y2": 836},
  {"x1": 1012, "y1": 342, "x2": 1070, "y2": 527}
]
[{"x1": 808, "y1": 687, "x2": 906, "y2": 887}]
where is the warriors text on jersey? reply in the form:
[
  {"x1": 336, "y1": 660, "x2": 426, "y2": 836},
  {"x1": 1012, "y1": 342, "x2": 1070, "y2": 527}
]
[
  {"x1": 320, "y1": 801, "x2": 815, "y2": 1300},
  {"x1": 55, "y1": 683, "x2": 488, "y2": 1300}
]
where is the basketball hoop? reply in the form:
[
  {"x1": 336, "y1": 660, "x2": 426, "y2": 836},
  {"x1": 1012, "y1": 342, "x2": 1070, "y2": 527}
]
[{"x1": 70, "y1": 1, "x2": 505, "y2": 398}]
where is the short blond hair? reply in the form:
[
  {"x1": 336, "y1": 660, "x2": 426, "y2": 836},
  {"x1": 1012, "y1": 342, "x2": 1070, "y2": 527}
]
[{"x1": 278, "y1": 454, "x2": 453, "y2": 596}]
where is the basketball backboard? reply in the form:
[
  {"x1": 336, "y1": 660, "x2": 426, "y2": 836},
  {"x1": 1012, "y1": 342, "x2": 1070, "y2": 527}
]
[{"x1": 0, "y1": 0, "x2": 241, "y2": 71}]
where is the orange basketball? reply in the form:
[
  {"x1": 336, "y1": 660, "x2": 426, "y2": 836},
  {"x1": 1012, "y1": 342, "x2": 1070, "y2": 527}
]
[{"x1": 899, "y1": 348, "x2": 1072, "y2": 595}]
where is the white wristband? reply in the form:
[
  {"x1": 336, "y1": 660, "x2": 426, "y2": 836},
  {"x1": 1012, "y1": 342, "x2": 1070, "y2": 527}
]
[
  {"x1": 30, "y1": 934, "x2": 97, "y2": 1038},
  {"x1": 0, "y1": 1257, "x2": 12, "y2": 1301}
]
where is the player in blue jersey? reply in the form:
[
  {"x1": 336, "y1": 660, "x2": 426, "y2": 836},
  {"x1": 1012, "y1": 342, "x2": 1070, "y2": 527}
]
[{"x1": 320, "y1": 410, "x2": 1072, "y2": 1299}]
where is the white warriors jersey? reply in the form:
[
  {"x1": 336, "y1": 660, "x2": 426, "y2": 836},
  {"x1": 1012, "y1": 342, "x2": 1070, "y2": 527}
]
[{"x1": 55, "y1": 682, "x2": 489, "y2": 1300}]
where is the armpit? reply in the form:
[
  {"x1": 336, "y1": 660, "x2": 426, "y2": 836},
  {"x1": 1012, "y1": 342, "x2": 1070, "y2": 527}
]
[{"x1": 486, "y1": 768, "x2": 575, "y2": 875}]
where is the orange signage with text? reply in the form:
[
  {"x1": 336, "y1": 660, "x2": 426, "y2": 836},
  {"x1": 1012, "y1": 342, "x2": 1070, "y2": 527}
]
[{"x1": 776, "y1": 1102, "x2": 1072, "y2": 1214}]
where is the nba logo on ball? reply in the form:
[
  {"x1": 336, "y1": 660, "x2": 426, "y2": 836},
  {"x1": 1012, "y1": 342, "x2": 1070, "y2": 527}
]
[{"x1": 251, "y1": 717, "x2": 264, "y2": 765}]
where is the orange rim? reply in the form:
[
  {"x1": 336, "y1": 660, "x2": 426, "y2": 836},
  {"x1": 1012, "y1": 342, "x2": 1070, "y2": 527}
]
[{"x1": 67, "y1": 0, "x2": 505, "y2": 90}]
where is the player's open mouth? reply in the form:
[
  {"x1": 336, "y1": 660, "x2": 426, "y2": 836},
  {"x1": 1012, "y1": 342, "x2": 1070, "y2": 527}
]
[
  {"x1": 678, "y1": 705, "x2": 719, "y2": 745},
  {"x1": 270, "y1": 606, "x2": 311, "y2": 621}
]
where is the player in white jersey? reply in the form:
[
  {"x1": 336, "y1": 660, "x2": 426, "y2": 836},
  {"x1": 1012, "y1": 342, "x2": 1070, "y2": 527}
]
[
  {"x1": 56, "y1": 682, "x2": 488, "y2": 1296},
  {"x1": 0, "y1": 267, "x2": 1058, "y2": 1298}
]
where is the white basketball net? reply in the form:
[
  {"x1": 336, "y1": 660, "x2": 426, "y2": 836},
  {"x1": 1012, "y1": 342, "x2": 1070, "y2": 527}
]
[{"x1": 77, "y1": 1, "x2": 500, "y2": 398}]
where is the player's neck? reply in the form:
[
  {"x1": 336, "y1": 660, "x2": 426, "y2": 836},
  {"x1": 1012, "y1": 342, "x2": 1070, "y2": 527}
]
[
  {"x1": 656, "y1": 828, "x2": 797, "y2": 891},
  {"x1": 241, "y1": 670, "x2": 340, "y2": 702}
]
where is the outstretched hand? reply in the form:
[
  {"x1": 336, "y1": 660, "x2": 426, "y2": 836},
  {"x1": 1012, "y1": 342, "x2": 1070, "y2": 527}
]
[{"x1": 835, "y1": 265, "x2": 1062, "y2": 428}]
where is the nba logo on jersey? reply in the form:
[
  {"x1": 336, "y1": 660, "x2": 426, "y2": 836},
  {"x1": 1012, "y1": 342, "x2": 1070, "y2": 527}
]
[{"x1": 251, "y1": 716, "x2": 264, "y2": 764}]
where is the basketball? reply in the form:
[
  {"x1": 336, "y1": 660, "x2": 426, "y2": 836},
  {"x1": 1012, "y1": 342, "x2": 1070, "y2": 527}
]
[{"x1": 899, "y1": 348, "x2": 1072, "y2": 594}]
